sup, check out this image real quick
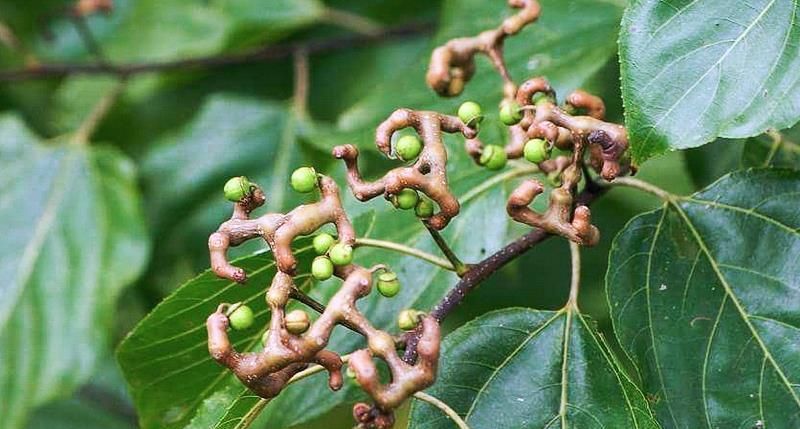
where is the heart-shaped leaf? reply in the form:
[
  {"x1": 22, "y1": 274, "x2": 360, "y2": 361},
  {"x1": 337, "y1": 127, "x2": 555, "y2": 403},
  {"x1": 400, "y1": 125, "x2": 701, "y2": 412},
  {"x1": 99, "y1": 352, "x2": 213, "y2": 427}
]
[
  {"x1": 409, "y1": 308, "x2": 659, "y2": 428},
  {"x1": 620, "y1": 0, "x2": 800, "y2": 162},
  {"x1": 0, "y1": 115, "x2": 149, "y2": 428},
  {"x1": 607, "y1": 168, "x2": 800, "y2": 428}
]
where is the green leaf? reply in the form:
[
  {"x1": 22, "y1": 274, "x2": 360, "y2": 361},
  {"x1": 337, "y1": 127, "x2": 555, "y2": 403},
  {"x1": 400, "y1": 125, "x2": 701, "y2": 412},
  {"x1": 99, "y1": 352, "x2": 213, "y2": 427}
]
[
  {"x1": 139, "y1": 96, "x2": 309, "y2": 286},
  {"x1": 0, "y1": 115, "x2": 149, "y2": 428},
  {"x1": 37, "y1": 0, "x2": 323, "y2": 62},
  {"x1": 607, "y1": 168, "x2": 800, "y2": 428},
  {"x1": 409, "y1": 308, "x2": 659, "y2": 428},
  {"x1": 338, "y1": 0, "x2": 624, "y2": 134},
  {"x1": 620, "y1": 0, "x2": 800, "y2": 163},
  {"x1": 25, "y1": 398, "x2": 135, "y2": 429},
  {"x1": 742, "y1": 127, "x2": 800, "y2": 169}
]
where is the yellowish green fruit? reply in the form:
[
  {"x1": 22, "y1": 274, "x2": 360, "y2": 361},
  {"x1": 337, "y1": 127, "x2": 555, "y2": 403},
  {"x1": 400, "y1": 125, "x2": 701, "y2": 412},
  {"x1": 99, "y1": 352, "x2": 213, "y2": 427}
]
[
  {"x1": 223, "y1": 176, "x2": 251, "y2": 202},
  {"x1": 228, "y1": 304, "x2": 254, "y2": 330},
  {"x1": 291, "y1": 167, "x2": 317, "y2": 193},
  {"x1": 285, "y1": 310, "x2": 310, "y2": 334}
]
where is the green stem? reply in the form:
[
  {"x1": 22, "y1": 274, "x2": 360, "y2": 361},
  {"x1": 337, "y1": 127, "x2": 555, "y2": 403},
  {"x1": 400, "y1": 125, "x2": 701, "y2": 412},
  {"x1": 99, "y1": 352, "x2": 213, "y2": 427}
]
[
  {"x1": 72, "y1": 79, "x2": 125, "y2": 145},
  {"x1": 355, "y1": 238, "x2": 455, "y2": 272},
  {"x1": 566, "y1": 241, "x2": 580, "y2": 309},
  {"x1": 422, "y1": 222, "x2": 469, "y2": 276},
  {"x1": 602, "y1": 176, "x2": 675, "y2": 202},
  {"x1": 413, "y1": 392, "x2": 471, "y2": 429}
]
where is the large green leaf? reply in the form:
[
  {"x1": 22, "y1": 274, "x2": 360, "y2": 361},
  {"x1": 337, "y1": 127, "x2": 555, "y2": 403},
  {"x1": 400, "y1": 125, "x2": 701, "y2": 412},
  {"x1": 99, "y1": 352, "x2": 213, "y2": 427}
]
[
  {"x1": 620, "y1": 0, "x2": 800, "y2": 163},
  {"x1": 607, "y1": 169, "x2": 800, "y2": 428},
  {"x1": 0, "y1": 115, "x2": 149, "y2": 428},
  {"x1": 409, "y1": 308, "x2": 659, "y2": 428}
]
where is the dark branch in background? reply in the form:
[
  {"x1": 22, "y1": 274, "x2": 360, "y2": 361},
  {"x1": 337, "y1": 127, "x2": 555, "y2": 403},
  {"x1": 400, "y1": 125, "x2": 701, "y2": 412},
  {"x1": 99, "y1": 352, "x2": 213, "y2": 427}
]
[
  {"x1": 402, "y1": 179, "x2": 606, "y2": 362},
  {"x1": 0, "y1": 20, "x2": 434, "y2": 82}
]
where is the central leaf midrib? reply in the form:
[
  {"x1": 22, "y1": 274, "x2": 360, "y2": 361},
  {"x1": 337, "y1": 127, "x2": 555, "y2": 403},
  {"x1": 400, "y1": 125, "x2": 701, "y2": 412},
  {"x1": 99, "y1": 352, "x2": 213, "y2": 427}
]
[{"x1": 668, "y1": 199, "x2": 800, "y2": 409}]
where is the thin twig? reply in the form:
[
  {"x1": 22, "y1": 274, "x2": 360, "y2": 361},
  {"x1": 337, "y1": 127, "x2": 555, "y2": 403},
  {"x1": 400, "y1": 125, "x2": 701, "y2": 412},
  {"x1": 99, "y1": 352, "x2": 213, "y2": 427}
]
[
  {"x1": 71, "y1": 79, "x2": 125, "y2": 145},
  {"x1": 322, "y1": 7, "x2": 383, "y2": 36},
  {"x1": 413, "y1": 392, "x2": 471, "y2": 429},
  {"x1": 423, "y1": 222, "x2": 469, "y2": 276},
  {"x1": 566, "y1": 241, "x2": 580, "y2": 309},
  {"x1": 292, "y1": 47, "x2": 310, "y2": 119},
  {"x1": 0, "y1": 20, "x2": 434, "y2": 82},
  {"x1": 354, "y1": 238, "x2": 455, "y2": 272}
]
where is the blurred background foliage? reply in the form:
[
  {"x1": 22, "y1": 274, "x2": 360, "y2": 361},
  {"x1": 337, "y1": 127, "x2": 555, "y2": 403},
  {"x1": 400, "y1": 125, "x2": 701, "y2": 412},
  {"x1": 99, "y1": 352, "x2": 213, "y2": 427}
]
[{"x1": 0, "y1": 0, "x2": 746, "y2": 427}]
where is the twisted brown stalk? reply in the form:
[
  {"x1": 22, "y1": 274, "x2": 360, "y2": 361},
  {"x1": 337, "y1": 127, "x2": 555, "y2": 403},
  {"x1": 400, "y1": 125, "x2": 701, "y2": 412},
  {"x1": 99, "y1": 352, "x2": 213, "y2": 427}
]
[{"x1": 333, "y1": 108, "x2": 477, "y2": 230}]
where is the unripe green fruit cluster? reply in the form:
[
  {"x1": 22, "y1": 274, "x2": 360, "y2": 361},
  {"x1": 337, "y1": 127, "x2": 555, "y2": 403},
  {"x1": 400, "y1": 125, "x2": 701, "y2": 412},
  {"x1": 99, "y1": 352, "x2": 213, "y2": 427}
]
[
  {"x1": 224, "y1": 176, "x2": 252, "y2": 202},
  {"x1": 532, "y1": 92, "x2": 552, "y2": 106},
  {"x1": 480, "y1": 145, "x2": 508, "y2": 170},
  {"x1": 228, "y1": 304, "x2": 254, "y2": 330},
  {"x1": 499, "y1": 102, "x2": 523, "y2": 126},
  {"x1": 377, "y1": 271, "x2": 400, "y2": 297},
  {"x1": 291, "y1": 167, "x2": 318, "y2": 193},
  {"x1": 396, "y1": 135, "x2": 422, "y2": 161},
  {"x1": 524, "y1": 138, "x2": 550, "y2": 164},
  {"x1": 285, "y1": 309, "x2": 310, "y2": 334},
  {"x1": 397, "y1": 309, "x2": 425, "y2": 331},
  {"x1": 458, "y1": 101, "x2": 483, "y2": 127},
  {"x1": 311, "y1": 233, "x2": 354, "y2": 280}
]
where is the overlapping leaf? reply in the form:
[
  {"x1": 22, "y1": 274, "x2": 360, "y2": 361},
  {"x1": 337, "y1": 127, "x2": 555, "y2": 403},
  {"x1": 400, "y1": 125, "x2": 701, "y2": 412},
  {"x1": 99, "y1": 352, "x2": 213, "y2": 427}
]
[
  {"x1": 409, "y1": 308, "x2": 659, "y2": 428},
  {"x1": 620, "y1": 0, "x2": 800, "y2": 162},
  {"x1": 0, "y1": 115, "x2": 149, "y2": 428},
  {"x1": 607, "y1": 169, "x2": 800, "y2": 428}
]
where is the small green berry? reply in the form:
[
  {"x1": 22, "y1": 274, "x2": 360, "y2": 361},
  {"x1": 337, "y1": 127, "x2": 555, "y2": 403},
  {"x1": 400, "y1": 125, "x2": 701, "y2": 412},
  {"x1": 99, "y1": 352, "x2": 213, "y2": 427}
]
[
  {"x1": 313, "y1": 233, "x2": 335, "y2": 255},
  {"x1": 532, "y1": 92, "x2": 552, "y2": 106},
  {"x1": 290, "y1": 167, "x2": 318, "y2": 193},
  {"x1": 395, "y1": 135, "x2": 423, "y2": 161},
  {"x1": 285, "y1": 309, "x2": 310, "y2": 334},
  {"x1": 228, "y1": 304, "x2": 254, "y2": 331},
  {"x1": 499, "y1": 102, "x2": 523, "y2": 126},
  {"x1": 458, "y1": 101, "x2": 483, "y2": 126},
  {"x1": 398, "y1": 309, "x2": 424, "y2": 331},
  {"x1": 346, "y1": 366, "x2": 358, "y2": 383},
  {"x1": 392, "y1": 188, "x2": 419, "y2": 210},
  {"x1": 261, "y1": 329, "x2": 271, "y2": 346},
  {"x1": 311, "y1": 256, "x2": 334, "y2": 281},
  {"x1": 523, "y1": 139, "x2": 550, "y2": 163},
  {"x1": 377, "y1": 271, "x2": 400, "y2": 297},
  {"x1": 329, "y1": 243, "x2": 353, "y2": 266},
  {"x1": 414, "y1": 197, "x2": 435, "y2": 218},
  {"x1": 479, "y1": 145, "x2": 507, "y2": 170},
  {"x1": 223, "y1": 176, "x2": 251, "y2": 202}
]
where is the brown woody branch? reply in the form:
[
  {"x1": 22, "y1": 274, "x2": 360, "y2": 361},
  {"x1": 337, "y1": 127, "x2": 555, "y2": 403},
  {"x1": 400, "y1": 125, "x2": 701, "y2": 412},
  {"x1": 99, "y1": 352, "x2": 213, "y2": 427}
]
[{"x1": 402, "y1": 180, "x2": 605, "y2": 363}]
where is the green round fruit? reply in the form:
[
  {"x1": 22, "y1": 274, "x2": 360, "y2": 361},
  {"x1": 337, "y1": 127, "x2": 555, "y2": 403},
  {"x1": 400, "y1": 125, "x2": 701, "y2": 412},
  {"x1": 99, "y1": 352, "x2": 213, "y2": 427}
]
[
  {"x1": 398, "y1": 309, "x2": 424, "y2": 331},
  {"x1": 228, "y1": 304, "x2": 254, "y2": 330},
  {"x1": 261, "y1": 329, "x2": 271, "y2": 346},
  {"x1": 311, "y1": 256, "x2": 334, "y2": 281},
  {"x1": 285, "y1": 310, "x2": 310, "y2": 334},
  {"x1": 329, "y1": 243, "x2": 354, "y2": 266},
  {"x1": 313, "y1": 233, "x2": 335, "y2": 255},
  {"x1": 377, "y1": 271, "x2": 400, "y2": 297},
  {"x1": 415, "y1": 197, "x2": 434, "y2": 218},
  {"x1": 458, "y1": 101, "x2": 483, "y2": 126},
  {"x1": 223, "y1": 176, "x2": 251, "y2": 202},
  {"x1": 532, "y1": 92, "x2": 552, "y2": 106},
  {"x1": 290, "y1": 167, "x2": 318, "y2": 193},
  {"x1": 479, "y1": 145, "x2": 508, "y2": 170},
  {"x1": 396, "y1": 135, "x2": 423, "y2": 161},
  {"x1": 499, "y1": 102, "x2": 523, "y2": 126},
  {"x1": 523, "y1": 139, "x2": 550, "y2": 163},
  {"x1": 393, "y1": 188, "x2": 419, "y2": 210}
]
